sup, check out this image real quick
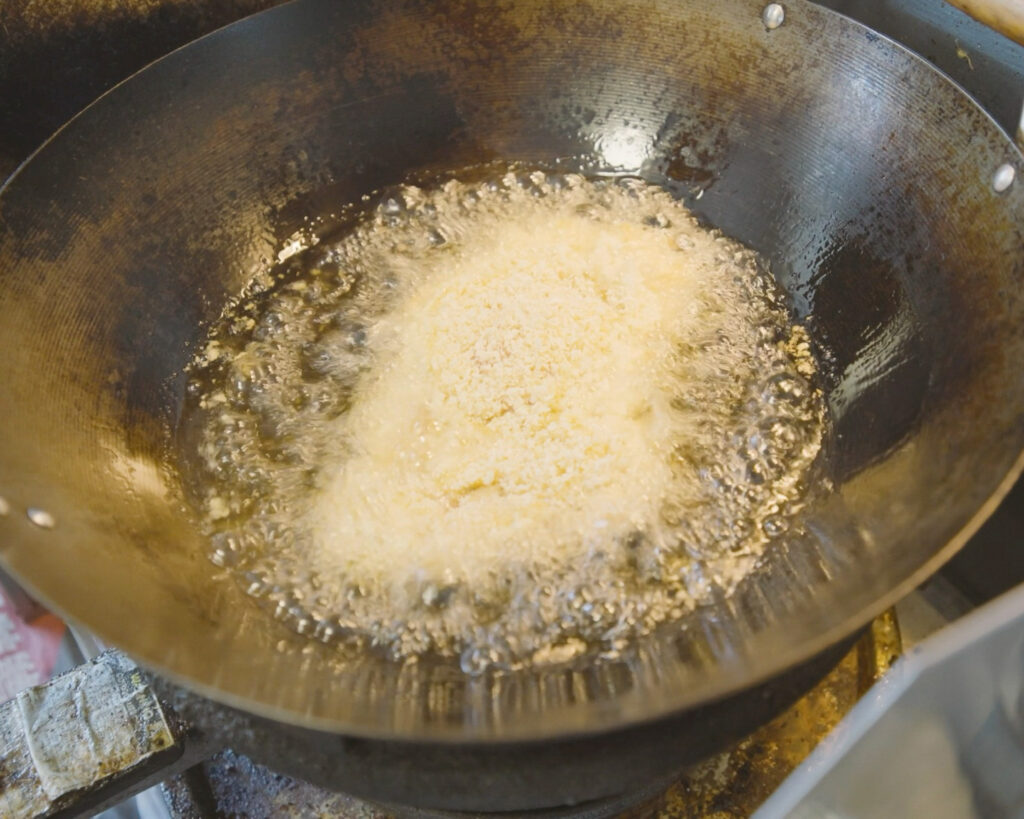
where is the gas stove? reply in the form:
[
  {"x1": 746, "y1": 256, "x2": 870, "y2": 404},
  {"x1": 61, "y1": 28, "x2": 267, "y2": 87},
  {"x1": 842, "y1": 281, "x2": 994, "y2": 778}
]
[{"x1": 1, "y1": 2, "x2": 1022, "y2": 817}]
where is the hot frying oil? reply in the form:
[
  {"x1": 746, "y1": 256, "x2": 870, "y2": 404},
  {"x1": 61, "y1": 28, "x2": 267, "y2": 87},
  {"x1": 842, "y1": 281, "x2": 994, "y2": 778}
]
[{"x1": 181, "y1": 172, "x2": 825, "y2": 672}]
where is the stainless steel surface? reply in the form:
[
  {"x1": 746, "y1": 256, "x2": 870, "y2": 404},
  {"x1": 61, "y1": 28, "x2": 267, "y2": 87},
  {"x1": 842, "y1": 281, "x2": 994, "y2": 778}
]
[
  {"x1": 0, "y1": 0, "x2": 1022, "y2": 750},
  {"x1": 758, "y1": 583, "x2": 1024, "y2": 818}
]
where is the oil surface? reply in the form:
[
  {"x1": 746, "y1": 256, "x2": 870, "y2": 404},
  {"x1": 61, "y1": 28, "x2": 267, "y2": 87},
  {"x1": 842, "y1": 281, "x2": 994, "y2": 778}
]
[{"x1": 181, "y1": 172, "x2": 825, "y2": 672}]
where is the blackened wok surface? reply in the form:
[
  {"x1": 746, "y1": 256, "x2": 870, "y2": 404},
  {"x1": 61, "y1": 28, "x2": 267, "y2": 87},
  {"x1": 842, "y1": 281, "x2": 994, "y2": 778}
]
[{"x1": 0, "y1": 0, "x2": 1023, "y2": 742}]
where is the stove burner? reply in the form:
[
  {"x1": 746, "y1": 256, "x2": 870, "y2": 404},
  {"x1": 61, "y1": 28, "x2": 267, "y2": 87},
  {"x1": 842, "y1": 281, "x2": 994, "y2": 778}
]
[
  {"x1": 155, "y1": 615, "x2": 899, "y2": 818},
  {"x1": 164, "y1": 751, "x2": 678, "y2": 819}
]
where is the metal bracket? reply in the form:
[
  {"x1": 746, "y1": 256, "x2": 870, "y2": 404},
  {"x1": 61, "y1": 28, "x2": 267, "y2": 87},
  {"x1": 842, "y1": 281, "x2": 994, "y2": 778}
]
[{"x1": 0, "y1": 652, "x2": 210, "y2": 819}]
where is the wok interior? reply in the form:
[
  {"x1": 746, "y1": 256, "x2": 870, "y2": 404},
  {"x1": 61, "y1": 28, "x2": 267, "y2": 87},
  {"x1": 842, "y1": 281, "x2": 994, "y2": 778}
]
[{"x1": 1, "y1": 0, "x2": 1023, "y2": 739}]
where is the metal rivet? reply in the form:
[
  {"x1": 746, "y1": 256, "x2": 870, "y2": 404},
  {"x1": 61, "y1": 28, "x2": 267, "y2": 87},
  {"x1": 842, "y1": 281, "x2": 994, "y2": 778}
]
[
  {"x1": 763, "y1": 3, "x2": 785, "y2": 30},
  {"x1": 0, "y1": 497, "x2": 9, "y2": 516},
  {"x1": 993, "y1": 163, "x2": 1016, "y2": 193},
  {"x1": 26, "y1": 508, "x2": 55, "y2": 529}
]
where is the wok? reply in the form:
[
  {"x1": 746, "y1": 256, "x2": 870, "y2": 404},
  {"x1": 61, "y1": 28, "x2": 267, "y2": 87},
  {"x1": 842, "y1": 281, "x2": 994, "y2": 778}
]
[{"x1": 1, "y1": 0, "x2": 1024, "y2": 808}]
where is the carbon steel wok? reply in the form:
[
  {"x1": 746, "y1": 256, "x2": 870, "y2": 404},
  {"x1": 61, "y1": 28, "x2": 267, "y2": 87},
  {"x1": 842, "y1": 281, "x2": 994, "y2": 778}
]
[{"x1": 2, "y1": 0, "x2": 1024, "y2": 809}]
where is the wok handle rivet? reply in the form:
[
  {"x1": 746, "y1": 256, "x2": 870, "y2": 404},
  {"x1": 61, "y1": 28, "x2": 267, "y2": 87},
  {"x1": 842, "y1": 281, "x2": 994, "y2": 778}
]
[
  {"x1": 993, "y1": 163, "x2": 1016, "y2": 193},
  {"x1": 763, "y1": 3, "x2": 785, "y2": 30},
  {"x1": 26, "y1": 508, "x2": 55, "y2": 529}
]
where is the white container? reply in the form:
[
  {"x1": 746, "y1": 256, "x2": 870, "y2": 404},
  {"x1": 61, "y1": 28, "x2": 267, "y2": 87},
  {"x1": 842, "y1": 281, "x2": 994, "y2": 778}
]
[{"x1": 756, "y1": 582, "x2": 1024, "y2": 818}]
